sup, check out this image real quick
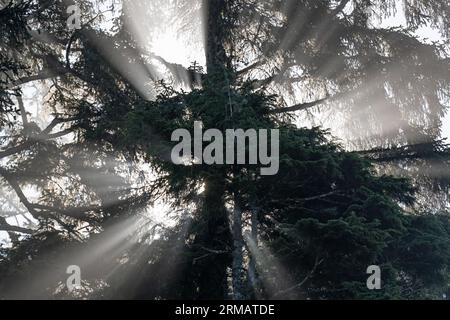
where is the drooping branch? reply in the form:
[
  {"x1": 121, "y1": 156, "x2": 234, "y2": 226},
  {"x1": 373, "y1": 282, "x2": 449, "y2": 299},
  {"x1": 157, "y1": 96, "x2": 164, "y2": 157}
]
[
  {"x1": 0, "y1": 165, "x2": 155, "y2": 225},
  {"x1": 0, "y1": 167, "x2": 95, "y2": 223},
  {"x1": 0, "y1": 167, "x2": 40, "y2": 219}
]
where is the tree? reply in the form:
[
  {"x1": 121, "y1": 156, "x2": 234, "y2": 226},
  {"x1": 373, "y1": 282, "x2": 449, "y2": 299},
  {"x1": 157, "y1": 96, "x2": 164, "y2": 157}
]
[{"x1": 0, "y1": 0, "x2": 450, "y2": 300}]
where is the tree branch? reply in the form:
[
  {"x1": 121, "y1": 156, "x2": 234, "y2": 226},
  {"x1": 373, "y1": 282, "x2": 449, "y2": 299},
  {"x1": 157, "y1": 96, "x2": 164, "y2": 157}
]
[
  {"x1": 3, "y1": 70, "x2": 61, "y2": 90},
  {"x1": 0, "y1": 117, "x2": 77, "y2": 159},
  {"x1": 353, "y1": 140, "x2": 450, "y2": 162},
  {"x1": 268, "y1": 89, "x2": 353, "y2": 114},
  {"x1": 268, "y1": 97, "x2": 329, "y2": 114},
  {"x1": 271, "y1": 256, "x2": 324, "y2": 298},
  {"x1": 0, "y1": 167, "x2": 40, "y2": 219},
  {"x1": 0, "y1": 216, "x2": 33, "y2": 234},
  {"x1": 0, "y1": 168, "x2": 94, "y2": 223},
  {"x1": 299, "y1": 191, "x2": 340, "y2": 202},
  {"x1": 16, "y1": 94, "x2": 28, "y2": 128},
  {"x1": 31, "y1": 204, "x2": 96, "y2": 223},
  {"x1": 237, "y1": 59, "x2": 264, "y2": 76}
]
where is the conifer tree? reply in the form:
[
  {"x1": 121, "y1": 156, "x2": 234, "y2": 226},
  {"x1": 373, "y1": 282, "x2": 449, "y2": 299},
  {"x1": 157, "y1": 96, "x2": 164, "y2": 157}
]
[{"x1": 1, "y1": 0, "x2": 450, "y2": 300}]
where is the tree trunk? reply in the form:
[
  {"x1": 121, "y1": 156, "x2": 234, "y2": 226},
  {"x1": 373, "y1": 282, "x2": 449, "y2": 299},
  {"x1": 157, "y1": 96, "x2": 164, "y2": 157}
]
[
  {"x1": 202, "y1": 0, "x2": 232, "y2": 76},
  {"x1": 196, "y1": 0, "x2": 237, "y2": 299},
  {"x1": 195, "y1": 174, "x2": 231, "y2": 299},
  {"x1": 247, "y1": 205, "x2": 260, "y2": 298},
  {"x1": 232, "y1": 194, "x2": 245, "y2": 300}
]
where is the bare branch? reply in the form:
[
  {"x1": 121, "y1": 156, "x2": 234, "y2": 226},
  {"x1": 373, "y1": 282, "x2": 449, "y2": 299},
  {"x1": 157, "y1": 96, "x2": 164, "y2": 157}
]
[
  {"x1": 268, "y1": 97, "x2": 329, "y2": 114},
  {"x1": 201, "y1": 246, "x2": 230, "y2": 254},
  {"x1": 268, "y1": 89, "x2": 353, "y2": 114},
  {"x1": 237, "y1": 59, "x2": 264, "y2": 76},
  {"x1": 299, "y1": 191, "x2": 340, "y2": 202}
]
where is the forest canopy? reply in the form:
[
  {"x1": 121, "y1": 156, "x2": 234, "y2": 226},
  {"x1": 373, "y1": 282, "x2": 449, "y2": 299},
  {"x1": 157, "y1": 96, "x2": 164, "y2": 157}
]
[{"x1": 0, "y1": 0, "x2": 450, "y2": 300}]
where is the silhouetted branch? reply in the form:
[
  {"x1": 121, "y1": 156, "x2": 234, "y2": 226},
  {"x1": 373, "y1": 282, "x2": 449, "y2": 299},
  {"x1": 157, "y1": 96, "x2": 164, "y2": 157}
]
[
  {"x1": 237, "y1": 60, "x2": 264, "y2": 76},
  {"x1": 3, "y1": 69, "x2": 60, "y2": 90},
  {"x1": 0, "y1": 168, "x2": 40, "y2": 219},
  {"x1": 269, "y1": 89, "x2": 354, "y2": 114},
  {"x1": 0, "y1": 117, "x2": 78, "y2": 159},
  {"x1": 0, "y1": 216, "x2": 33, "y2": 234},
  {"x1": 353, "y1": 140, "x2": 450, "y2": 162},
  {"x1": 268, "y1": 97, "x2": 329, "y2": 114},
  {"x1": 299, "y1": 191, "x2": 340, "y2": 201}
]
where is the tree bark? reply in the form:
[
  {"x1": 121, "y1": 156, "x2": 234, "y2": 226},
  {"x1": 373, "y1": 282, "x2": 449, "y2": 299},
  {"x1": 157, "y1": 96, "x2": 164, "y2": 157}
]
[
  {"x1": 197, "y1": 0, "x2": 235, "y2": 299},
  {"x1": 232, "y1": 194, "x2": 245, "y2": 300},
  {"x1": 202, "y1": 0, "x2": 232, "y2": 76},
  {"x1": 195, "y1": 174, "x2": 231, "y2": 299},
  {"x1": 247, "y1": 205, "x2": 260, "y2": 298}
]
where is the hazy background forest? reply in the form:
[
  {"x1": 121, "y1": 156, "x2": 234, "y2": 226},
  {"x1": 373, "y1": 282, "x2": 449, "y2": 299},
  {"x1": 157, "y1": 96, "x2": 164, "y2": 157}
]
[{"x1": 1, "y1": 0, "x2": 450, "y2": 300}]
